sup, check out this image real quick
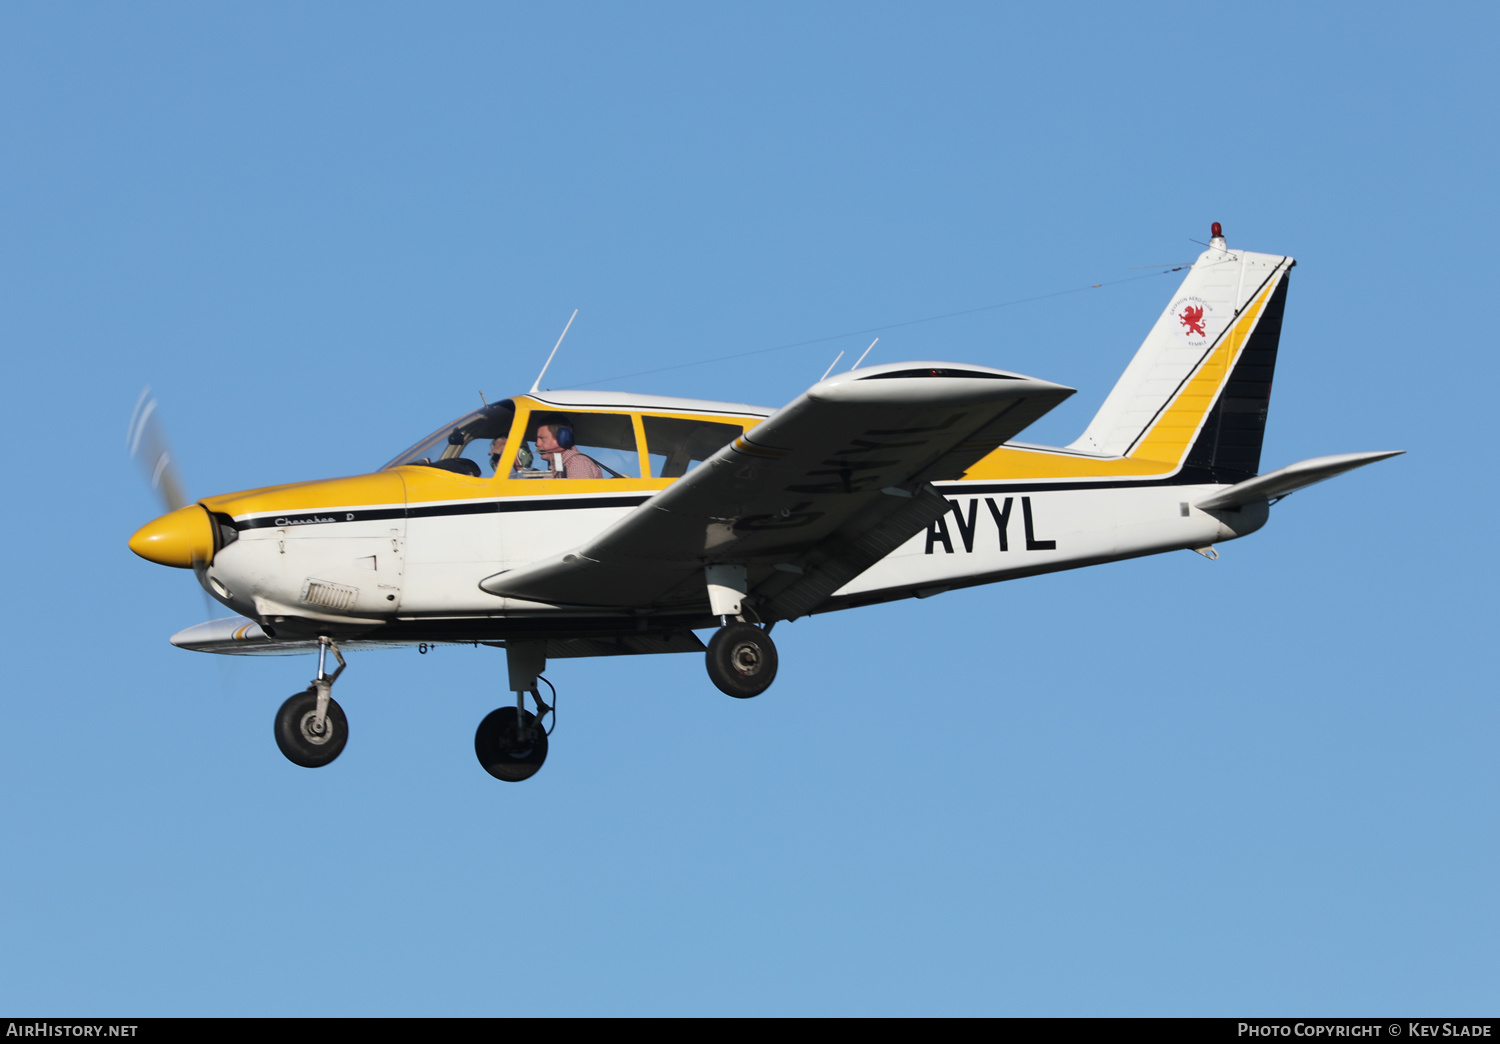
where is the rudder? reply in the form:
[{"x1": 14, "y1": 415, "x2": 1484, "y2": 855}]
[{"x1": 1177, "y1": 272, "x2": 1288, "y2": 484}]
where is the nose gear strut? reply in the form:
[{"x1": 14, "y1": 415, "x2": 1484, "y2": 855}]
[{"x1": 273, "y1": 636, "x2": 350, "y2": 768}]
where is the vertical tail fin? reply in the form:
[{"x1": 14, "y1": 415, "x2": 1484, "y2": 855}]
[{"x1": 1069, "y1": 227, "x2": 1293, "y2": 482}]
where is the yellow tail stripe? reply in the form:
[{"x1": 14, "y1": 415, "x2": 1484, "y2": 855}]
[
  {"x1": 1129, "y1": 278, "x2": 1275, "y2": 464},
  {"x1": 960, "y1": 274, "x2": 1280, "y2": 481}
]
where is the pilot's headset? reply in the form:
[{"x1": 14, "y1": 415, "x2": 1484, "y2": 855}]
[
  {"x1": 554, "y1": 423, "x2": 575, "y2": 449},
  {"x1": 490, "y1": 442, "x2": 534, "y2": 472}
]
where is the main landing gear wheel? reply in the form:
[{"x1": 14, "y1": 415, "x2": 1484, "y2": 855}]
[
  {"x1": 706, "y1": 622, "x2": 778, "y2": 698},
  {"x1": 475, "y1": 706, "x2": 549, "y2": 782},
  {"x1": 274, "y1": 688, "x2": 349, "y2": 767}
]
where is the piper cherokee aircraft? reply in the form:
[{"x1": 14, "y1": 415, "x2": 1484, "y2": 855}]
[{"x1": 129, "y1": 224, "x2": 1399, "y2": 781}]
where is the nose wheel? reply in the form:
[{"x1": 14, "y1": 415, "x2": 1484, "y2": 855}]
[
  {"x1": 274, "y1": 637, "x2": 349, "y2": 767},
  {"x1": 706, "y1": 621, "x2": 778, "y2": 698},
  {"x1": 275, "y1": 688, "x2": 349, "y2": 766}
]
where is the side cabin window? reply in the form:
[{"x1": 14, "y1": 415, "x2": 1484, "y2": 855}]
[
  {"x1": 513, "y1": 411, "x2": 641, "y2": 480},
  {"x1": 384, "y1": 403, "x2": 755, "y2": 483},
  {"x1": 641, "y1": 415, "x2": 744, "y2": 478}
]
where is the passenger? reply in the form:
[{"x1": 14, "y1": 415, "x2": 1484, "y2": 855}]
[
  {"x1": 536, "y1": 423, "x2": 603, "y2": 479},
  {"x1": 489, "y1": 436, "x2": 534, "y2": 477}
]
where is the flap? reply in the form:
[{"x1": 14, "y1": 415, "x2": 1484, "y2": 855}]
[
  {"x1": 481, "y1": 361, "x2": 1073, "y2": 613},
  {"x1": 1194, "y1": 451, "x2": 1404, "y2": 511}
]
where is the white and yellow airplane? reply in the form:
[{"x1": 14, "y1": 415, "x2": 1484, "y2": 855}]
[{"x1": 129, "y1": 225, "x2": 1399, "y2": 781}]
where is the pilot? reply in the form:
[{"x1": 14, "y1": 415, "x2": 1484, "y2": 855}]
[
  {"x1": 536, "y1": 422, "x2": 603, "y2": 479},
  {"x1": 489, "y1": 436, "x2": 534, "y2": 477}
]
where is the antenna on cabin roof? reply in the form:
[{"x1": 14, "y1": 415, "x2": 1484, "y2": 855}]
[
  {"x1": 530, "y1": 309, "x2": 578, "y2": 394},
  {"x1": 850, "y1": 337, "x2": 878, "y2": 370},
  {"x1": 820, "y1": 350, "x2": 845, "y2": 381}
]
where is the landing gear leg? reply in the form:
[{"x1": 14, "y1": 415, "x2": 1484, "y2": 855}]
[
  {"x1": 274, "y1": 637, "x2": 349, "y2": 767},
  {"x1": 475, "y1": 640, "x2": 551, "y2": 781}
]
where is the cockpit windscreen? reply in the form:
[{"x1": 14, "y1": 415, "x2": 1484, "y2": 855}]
[{"x1": 381, "y1": 400, "x2": 517, "y2": 476}]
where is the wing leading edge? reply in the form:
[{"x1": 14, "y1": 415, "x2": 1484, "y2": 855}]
[{"x1": 480, "y1": 362, "x2": 1074, "y2": 618}]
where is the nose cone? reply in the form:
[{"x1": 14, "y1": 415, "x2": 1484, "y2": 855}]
[{"x1": 129, "y1": 504, "x2": 214, "y2": 568}]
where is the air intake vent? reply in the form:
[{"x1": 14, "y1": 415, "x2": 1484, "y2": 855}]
[
  {"x1": 301, "y1": 579, "x2": 358, "y2": 611},
  {"x1": 210, "y1": 512, "x2": 239, "y2": 552}
]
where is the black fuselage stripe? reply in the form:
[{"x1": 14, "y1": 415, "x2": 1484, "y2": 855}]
[
  {"x1": 942, "y1": 475, "x2": 1221, "y2": 494},
  {"x1": 413, "y1": 496, "x2": 651, "y2": 517},
  {"x1": 234, "y1": 496, "x2": 652, "y2": 529},
  {"x1": 234, "y1": 480, "x2": 1226, "y2": 529}
]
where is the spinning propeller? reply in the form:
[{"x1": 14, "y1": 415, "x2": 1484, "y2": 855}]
[
  {"x1": 127, "y1": 388, "x2": 221, "y2": 616},
  {"x1": 127, "y1": 387, "x2": 188, "y2": 514}
]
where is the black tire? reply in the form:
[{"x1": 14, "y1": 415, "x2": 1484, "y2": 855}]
[
  {"x1": 274, "y1": 688, "x2": 349, "y2": 768},
  {"x1": 706, "y1": 622, "x2": 778, "y2": 698},
  {"x1": 474, "y1": 706, "x2": 549, "y2": 782}
]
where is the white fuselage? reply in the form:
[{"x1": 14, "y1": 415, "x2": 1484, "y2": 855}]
[{"x1": 204, "y1": 478, "x2": 1264, "y2": 626}]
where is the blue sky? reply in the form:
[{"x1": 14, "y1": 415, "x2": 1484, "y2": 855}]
[{"x1": 1, "y1": 1, "x2": 1495, "y2": 1015}]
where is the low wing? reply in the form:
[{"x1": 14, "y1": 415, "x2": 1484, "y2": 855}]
[
  {"x1": 1194, "y1": 451, "x2": 1403, "y2": 511},
  {"x1": 481, "y1": 361, "x2": 1074, "y2": 618},
  {"x1": 171, "y1": 617, "x2": 394, "y2": 656},
  {"x1": 170, "y1": 617, "x2": 705, "y2": 658}
]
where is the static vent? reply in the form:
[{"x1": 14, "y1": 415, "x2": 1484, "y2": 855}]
[{"x1": 301, "y1": 579, "x2": 358, "y2": 611}]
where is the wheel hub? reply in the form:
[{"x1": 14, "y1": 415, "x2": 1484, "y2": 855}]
[
  {"x1": 705, "y1": 621, "x2": 779, "y2": 699},
  {"x1": 298, "y1": 710, "x2": 334, "y2": 745},
  {"x1": 731, "y1": 642, "x2": 761, "y2": 675},
  {"x1": 500, "y1": 732, "x2": 535, "y2": 757}
]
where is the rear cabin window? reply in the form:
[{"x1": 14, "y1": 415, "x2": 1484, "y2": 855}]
[
  {"x1": 520, "y1": 412, "x2": 641, "y2": 479},
  {"x1": 642, "y1": 416, "x2": 744, "y2": 478}
]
